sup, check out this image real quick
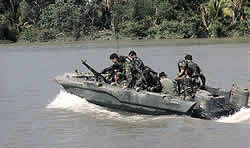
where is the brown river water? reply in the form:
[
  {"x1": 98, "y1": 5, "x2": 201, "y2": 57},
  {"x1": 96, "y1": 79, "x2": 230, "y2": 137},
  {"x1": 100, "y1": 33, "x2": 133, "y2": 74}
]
[{"x1": 0, "y1": 39, "x2": 249, "y2": 148}]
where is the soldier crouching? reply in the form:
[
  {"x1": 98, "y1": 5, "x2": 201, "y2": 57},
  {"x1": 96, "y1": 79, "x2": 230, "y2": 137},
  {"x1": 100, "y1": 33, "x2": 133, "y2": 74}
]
[{"x1": 111, "y1": 72, "x2": 127, "y2": 87}]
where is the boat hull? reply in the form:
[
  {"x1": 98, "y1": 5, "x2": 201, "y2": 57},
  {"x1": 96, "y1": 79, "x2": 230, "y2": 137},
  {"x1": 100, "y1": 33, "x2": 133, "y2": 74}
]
[
  {"x1": 55, "y1": 72, "x2": 249, "y2": 119},
  {"x1": 61, "y1": 82, "x2": 196, "y2": 116}
]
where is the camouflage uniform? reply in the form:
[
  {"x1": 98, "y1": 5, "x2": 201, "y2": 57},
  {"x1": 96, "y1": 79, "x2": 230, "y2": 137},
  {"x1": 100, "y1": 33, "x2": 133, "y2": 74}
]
[
  {"x1": 135, "y1": 71, "x2": 162, "y2": 93},
  {"x1": 187, "y1": 61, "x2": 206, "y2": 89},
  {"x1": 111, "y1": 72, "x2": 127, "y2": 87},
  {"x1": 187, "y1": 61, "x2": 201, "y2": 80},
  {"x1": 133, "y1": 56, "x2": 145, "y2": 71},
  {"x1": 122, "y1": 60, "x2": 136, "y2": 88},
  {"x1": 175, "y1": 74, "x2": 194, "y2": 100},
  {"x1": 126, "y1": 56, "x2": 144, "y2": 80}
]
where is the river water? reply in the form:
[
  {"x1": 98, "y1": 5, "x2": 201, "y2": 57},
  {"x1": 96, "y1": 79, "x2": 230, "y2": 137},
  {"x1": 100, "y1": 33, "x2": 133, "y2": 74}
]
[{"x1": 0, "y1": 39, "x2": 249, "y2": 148}]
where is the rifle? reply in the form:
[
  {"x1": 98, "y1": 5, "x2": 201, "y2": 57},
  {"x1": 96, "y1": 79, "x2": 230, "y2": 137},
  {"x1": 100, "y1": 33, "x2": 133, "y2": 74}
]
[{"x1": 81, "y1": 60, "x2": 108, "y2": 83}]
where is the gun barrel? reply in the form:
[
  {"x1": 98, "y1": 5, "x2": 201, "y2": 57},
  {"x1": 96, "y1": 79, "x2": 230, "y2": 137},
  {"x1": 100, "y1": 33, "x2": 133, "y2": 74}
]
[{"x1": 81, "y1": 60, "x2": 108, "y2": 83}]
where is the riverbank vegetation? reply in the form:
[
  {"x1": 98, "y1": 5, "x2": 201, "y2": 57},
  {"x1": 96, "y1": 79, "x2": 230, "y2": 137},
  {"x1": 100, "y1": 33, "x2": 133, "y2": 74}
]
[{"x1": 0, "y1": 0, "x2": 249, "y2": 42}]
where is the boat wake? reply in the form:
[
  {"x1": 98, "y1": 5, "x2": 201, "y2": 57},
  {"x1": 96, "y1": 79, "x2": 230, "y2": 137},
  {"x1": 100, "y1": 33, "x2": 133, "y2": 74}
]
[
  {"x1": 216, "y1": 107, "x2": 250, "y2": 123},
  {"x1": 46, "y1": 90, "x2": 177, "y2": 122},
  {"x1": 47, "y1": 90, "x2": 250, "y2": 123}
]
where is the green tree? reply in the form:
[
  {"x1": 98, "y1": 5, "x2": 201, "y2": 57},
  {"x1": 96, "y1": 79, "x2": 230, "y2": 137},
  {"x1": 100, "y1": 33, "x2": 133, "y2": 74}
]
[
  {"x1": 201, "y1": 0, "x2": 249, "y2": 37},
  {"x1": 227, "y1": 0, "x2": 247, "y2": 24}
]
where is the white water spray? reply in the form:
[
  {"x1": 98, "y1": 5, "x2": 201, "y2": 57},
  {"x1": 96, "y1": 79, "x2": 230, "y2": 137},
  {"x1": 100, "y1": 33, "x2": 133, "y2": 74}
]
[
  {"x1": 216, "y1": 107, "x2": 250, "y2": 123},
  {"x1": 47, "y1": 90, "x2": 250, "y2": 123},
  {"x1": 46, "y1": 90, "x2": 171, "y2": 122},
  {"x1": 47, "y1": 90, "x2": 123, "y2": 118}
]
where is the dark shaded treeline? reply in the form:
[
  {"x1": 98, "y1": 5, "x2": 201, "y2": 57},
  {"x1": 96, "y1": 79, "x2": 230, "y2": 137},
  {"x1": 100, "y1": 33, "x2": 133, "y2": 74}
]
[{"x1": 0, "y1": 0, "x2": 249, "y2": 42}]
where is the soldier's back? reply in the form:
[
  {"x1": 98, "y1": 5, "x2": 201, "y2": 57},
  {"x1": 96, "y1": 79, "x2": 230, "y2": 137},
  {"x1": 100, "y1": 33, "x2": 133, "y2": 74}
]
[
  {"x1": 160, "y1": 78, "x2": 176, "y2": 95},
  {"x1": 187, "y1": 61, "x2": 201, "y2": 76}
]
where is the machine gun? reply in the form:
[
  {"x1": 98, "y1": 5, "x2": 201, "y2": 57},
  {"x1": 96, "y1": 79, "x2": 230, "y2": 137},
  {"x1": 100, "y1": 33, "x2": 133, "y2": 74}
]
[
  {"x1": 81, "y1": 60, "x2": 108, "y2": 83},
  {"x1": 101, "y1": 62, "x2": 122, "y2": 74}
]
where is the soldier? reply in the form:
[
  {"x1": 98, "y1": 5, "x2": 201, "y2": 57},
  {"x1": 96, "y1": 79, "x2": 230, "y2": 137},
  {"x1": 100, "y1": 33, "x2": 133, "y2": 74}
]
[
  {"x1": 175, "y1": 59, "x2": 194, "y2": 100},
  {"x1": 159, "y1": 72, "x2": 177, "y2": 95},
  {"x1": 128, "y1": 50, "x2": 158, "y2": 81},
  {"x1": 184, "y1": 54, "x2": 206, "y2": 89},
  {"x1": 101, "y1": 62, "x2": 123, "y2": 83},
  {"x1": 135, "y1": 68, "x2": 162, "y2": 93},
  {"x1": 109, "y1": 53, "x2": 136, "y2": 89},
  {"x1": 111, "y1": 72, "x2": 126, "y2": 87},
  {"x1": 128, "y1": 50, "x2": 145, "y2": 71}
]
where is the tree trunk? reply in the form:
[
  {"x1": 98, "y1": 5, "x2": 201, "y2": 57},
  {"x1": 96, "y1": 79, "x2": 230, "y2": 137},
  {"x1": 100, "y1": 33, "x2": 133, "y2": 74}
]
[
  {"x1": 106, "y1": 0, "x2": 112, "y2": 11},
  {"x1": 232, "y1": 11, "x2": 236, "y2": 24},
  {"x1": 200, "y1": 5, "x2": 208, "y2": 29}
]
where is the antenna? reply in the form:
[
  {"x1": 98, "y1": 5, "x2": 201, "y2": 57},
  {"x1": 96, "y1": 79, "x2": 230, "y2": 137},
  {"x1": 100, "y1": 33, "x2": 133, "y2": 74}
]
[{"x1": 113, "y1": 1, "x2": 120, "y2": 53}]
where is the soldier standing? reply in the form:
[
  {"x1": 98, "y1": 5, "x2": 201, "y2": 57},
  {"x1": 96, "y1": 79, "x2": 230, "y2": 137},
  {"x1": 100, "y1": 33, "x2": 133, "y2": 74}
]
[
  {"x1": 184, "y1": 54, "x2": 206, "y2": 89},
  {"x1": 175, "y1": 59, "x2": 194, "y2": 100}
]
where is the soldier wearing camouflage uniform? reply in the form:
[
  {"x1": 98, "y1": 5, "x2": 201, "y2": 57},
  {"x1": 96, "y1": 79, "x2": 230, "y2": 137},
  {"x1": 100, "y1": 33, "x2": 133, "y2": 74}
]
[
  {"x1": 128, "y1": 50, "x2": 145, "y2": 71},
  {"x1": 184, "y1": 54, "x2": 206, "y2": 90},
  {"x1": 109, "y1": 53, "x2": 136, "y2": 89},
  {"x1": 101, "y1": 62, "x2": 123, "y2": 83},
  {"x1": 111, "y1": 72, "x2": 126, "y2": 87},
  {"x1": 135, "y1": 68, "x2": 162, "y2": 93},
  {"x1": 175, "y1": 59, "x2": 194, "y2": 100}
]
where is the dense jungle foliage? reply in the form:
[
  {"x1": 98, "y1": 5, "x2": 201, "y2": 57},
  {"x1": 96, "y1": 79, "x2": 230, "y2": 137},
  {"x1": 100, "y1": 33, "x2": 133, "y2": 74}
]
[{"x1": 0, "y1": 0, "x2": 249, "y2": 42}]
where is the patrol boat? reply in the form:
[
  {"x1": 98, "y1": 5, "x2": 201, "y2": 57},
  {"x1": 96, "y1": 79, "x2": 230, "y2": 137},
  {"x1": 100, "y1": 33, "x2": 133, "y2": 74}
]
[{"x1": 55, "y1": 61, "x2": 249, "y2": 120}]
